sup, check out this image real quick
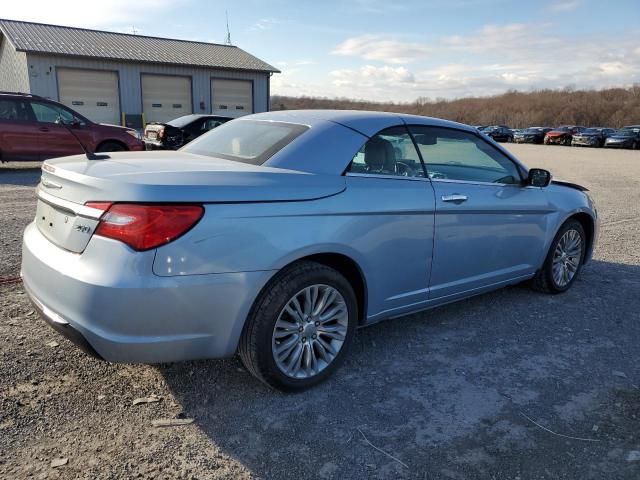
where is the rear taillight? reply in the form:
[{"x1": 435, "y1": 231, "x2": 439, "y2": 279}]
[{"x1": 88, "y1": 203, "x2": 204, "y2": 251}]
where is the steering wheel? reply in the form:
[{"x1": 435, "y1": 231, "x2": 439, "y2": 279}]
[{"x1": 395, "y1": 160, "x2": 417, "y2": 177}]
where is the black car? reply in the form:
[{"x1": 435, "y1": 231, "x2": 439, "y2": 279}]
[
  {"x1": 513, "y1": 127, "x2": 552, "y2": 144},
  {"x1": 482, "y1": 125, "x2": 513, "y2": 142},
  {"x1": 604, "y1": 127, "x2": 640, "y2": 149},
  {"x1": 143, "y1": 114, "x2": 232, "y2": 150},
  {"x1": 571, "y1": 128, "x2": 615, "y2": 147}
]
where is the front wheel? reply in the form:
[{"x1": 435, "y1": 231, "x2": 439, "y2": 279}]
[
  {"x1": 531, "y1": 219, "x2": 586, "y2": 294},
  {"x1": 239, "y1": 261, "x2": 357, "y2": 391}
]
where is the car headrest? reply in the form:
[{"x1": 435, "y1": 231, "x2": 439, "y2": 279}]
[{"x1": 364, "y1": 138, "x2": 396, "y2": 172}]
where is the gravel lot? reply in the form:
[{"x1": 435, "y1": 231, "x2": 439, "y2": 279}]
[{"x1": 1, "y1": 145, "x2": 639, "y2": 479}]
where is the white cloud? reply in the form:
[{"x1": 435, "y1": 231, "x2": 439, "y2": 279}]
[
  {"x1": 1, "y1": 0, "x2": 181, "y2": 29},
  {"x1": 548, "y1": 0, "x2": 581, "y2": 12},
  {"x1": 331, "y1": 65, "x2": 415, "y2": 88},
  {"x1": 318, "y1": 23, "x2": 640, "y2": 101},
  {"x1": 249, "y1": 18, "x2": 283, "y2": 32},
  {"x1": 332, "y1": 35, "x2": 431, "y2": 64}
]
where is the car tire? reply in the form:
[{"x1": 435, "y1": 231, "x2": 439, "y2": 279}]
[
  {"x1": 96, "y1": 141, "x2": 126, "y2": 152},
  {"x1": 238, "y1": 261, "x2": 357, "y2": 391},
  {"x1": 564, "y1": 137, "x2": 572, "y2": 146},
  {"x1": 530, "y1": 219, "x2": 586, "y2": 294}
]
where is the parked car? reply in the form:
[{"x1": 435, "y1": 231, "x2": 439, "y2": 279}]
[
  {"x1": 514, "y1": 127, "x2": 552, "y2": 144},
  {"x1": 544, "y1": 126, "x2": 587, "y2": 146},
  {"x1": 571, "y1": 128, "x2": 616, "y2": 147},
  {"x1": 482, "y1": 125, "x2": 513, "y2": 142},
  {"x1": 604, "y1": 128, "x2": 640, "y2": 149},
  {"x1": 143, "y1": 114, "x2": 233, "y2": 150},
  {"x1": 0, "y1": 92, "x2": 144, "y2": 161},
  {"x1": 22, "y1": 110, "x2": 598, "y2": 391}
]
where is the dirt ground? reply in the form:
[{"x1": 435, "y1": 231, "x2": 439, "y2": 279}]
[{"x1": 1, "y1": 144, "x2": 639, "y2": 479}]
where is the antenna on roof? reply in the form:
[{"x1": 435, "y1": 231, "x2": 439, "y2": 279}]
[
  {"x1": 225, "y1": 11, "x2": 232, "y2": 45},
  {"x1": 131, "y1": 25, "x2": 138, "y2": 35}
]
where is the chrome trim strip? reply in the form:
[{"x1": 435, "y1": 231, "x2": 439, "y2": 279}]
[
  {"x1": 37, "y1": 188, "x2": 104, "y2": 219},
  {"x1": 430, "y1": 178, "x2": 522, "y2": 187},
  {"x1": 345, "y1": 172, "x2": 431, "y2": 182}
]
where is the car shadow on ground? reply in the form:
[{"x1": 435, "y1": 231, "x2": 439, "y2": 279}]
[
  {"x1": 159, "y1": 259, "x2": 640, "y2": 479},
  {"x1": 0, "y1": 164, "x2": 42, "y2": 187}
]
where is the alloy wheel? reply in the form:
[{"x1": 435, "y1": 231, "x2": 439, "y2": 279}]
[
  {"x1": 551, "y1": 229, "x2": 582, "y2": 287},
  {"x1": 271, "y1": 284, "x2": 349, "y2": 379}
]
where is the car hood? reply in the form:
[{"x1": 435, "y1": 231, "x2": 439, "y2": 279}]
[
  {"x1": 39, "y1": 151, "x2": 346, "y2": 204},
  {"x1": 546, "y1": 131, "x2": 569, "y2": 136}
]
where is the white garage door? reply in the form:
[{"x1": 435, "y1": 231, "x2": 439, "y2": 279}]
[
  {"x1": 142, "y1": 75, "x2": 192, "y2": 124},
  {"x1": 58, "y1": 69, "x2": 120, "y2": 125},
  {"x1": 211, "y1": 79, "x2": 253, "y2": 117}
]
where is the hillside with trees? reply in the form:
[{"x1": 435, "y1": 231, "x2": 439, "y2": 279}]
[{"x1": 271, "y1": 86, "x2": 640, "y2": 128}]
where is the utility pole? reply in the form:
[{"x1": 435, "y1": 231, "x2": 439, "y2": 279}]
[{"x1": 225, "y1": 11, "x2": 232, "y2": 45}]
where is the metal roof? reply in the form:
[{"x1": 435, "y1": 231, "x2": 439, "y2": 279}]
[{"x1": 0, "y1": 19, "x2": 279, "y2": 73}]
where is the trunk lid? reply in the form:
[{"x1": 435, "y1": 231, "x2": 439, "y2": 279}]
[
  {"x1": 39, "y1": 151, "x2": 345, "y2": 205},
  {"x1": 37, "y1": 151, "x2": 345, "y2": 253}
]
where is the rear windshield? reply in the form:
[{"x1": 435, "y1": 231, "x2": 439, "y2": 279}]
[
  {"x1": 167, "y1": 115, "x2": 199, "y2": 128},
  {"x1": 181, "y1": 119, "x2": 309, "y2": 165}
]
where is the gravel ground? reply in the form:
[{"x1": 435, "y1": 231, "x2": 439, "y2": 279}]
[{"x1": 1, "y1": 145, "x2": 639, "y2": 479}]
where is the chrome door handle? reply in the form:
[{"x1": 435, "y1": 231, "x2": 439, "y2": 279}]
[{"x1": 441, "y1": 194, "x2": 468, "y2": 202}]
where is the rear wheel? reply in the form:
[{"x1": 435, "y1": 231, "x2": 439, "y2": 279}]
[
  {"x1": 239, "y1": 261, "x2": 357, "y2": 391},
  {"x1": 531, "y1": 219, "x2": 586, "y2": 294},
  {"x1": 96, "y1": 141, "x2": 126, "y2": 152}
]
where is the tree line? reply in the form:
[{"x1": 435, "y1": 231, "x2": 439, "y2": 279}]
[{"x1": 271, "y1": 86, "x2": 640, "y2": 128}]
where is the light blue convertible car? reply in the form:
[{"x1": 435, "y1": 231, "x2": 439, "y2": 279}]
[{"x1": 22, "y1": 110, "x2": 598, "y2": 390}]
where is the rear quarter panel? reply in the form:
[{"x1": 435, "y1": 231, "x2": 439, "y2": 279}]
[{"x1": 153, "y1": 176, "x2": 436, "y2": 319}]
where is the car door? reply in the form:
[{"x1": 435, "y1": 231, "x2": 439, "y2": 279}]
[
  {"x1": 0, "y1": 98, "x2": 41, "y2": 161},
  {"x1": 28, "y1": 101, "x2": 85, "y2": 160},
  {"x1": 408, "y1": 125, "x2": 552, "y2": 301},
  {"x1": 344, "y1": 126, "x2": 436, "y2": 319}
]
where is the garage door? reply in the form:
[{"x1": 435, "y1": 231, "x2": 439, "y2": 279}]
[
  {"x1": 58, "y1": 69, "x2": 120, "y2": 125},
  {"x1": 142, "y1": 75, "x2": 192, "y2": 124},
  {"x1": 211, "y1": 79, "x2": 253, "y2": 117}
]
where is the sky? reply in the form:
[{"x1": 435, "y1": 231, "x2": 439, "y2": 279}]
[{"x1": 2, "y1": 0, "x2": 639, "y2": 102}]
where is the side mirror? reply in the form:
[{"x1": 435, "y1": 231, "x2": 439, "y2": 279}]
[{"x1": 527, "y1": 168, "x2": 552, "y2": 187}]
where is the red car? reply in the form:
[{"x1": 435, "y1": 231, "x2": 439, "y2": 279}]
[
  {"x1": 544, "y1": 125, "x2": 586, "y2": 146},
  {"x1": 0, "y1": 92, "x2": 144, "y2": 162}
]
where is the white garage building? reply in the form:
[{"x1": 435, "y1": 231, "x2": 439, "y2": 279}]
[{"x1": 0, "y1": 19, "x2": 278, "y2": 126}]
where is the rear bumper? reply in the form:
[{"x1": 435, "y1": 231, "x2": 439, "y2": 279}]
[
  {"x1": 24, "y1": 281, "x2": 103, "y2": 360},
  {"x1": 143, "y1": 140, "x2": 168, "y2": 150},
  {"x1": 21, "y1": 222, "x2": 274, "y2": 363}
]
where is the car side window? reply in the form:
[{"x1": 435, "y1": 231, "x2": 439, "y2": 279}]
[
  {"x1": 347, "y1": 126, "x2": 424, "y2": 177},
  {"x1": 409, "y1": 126, "x2": 522, "y2": 184},
  {"x1": 0, "y1": 99, "x2": 31, "y2": 121},
  {"x1": 30, "y1": 101, "x2": 77, "y2": 125},
  {"x1": 203, "y1": 119, "x2": 225, "y2": 131}
]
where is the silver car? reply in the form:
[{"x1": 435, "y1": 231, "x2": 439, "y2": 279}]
[{"x1": 21, "y1": 110, "x2": 598, "y2": 391}]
